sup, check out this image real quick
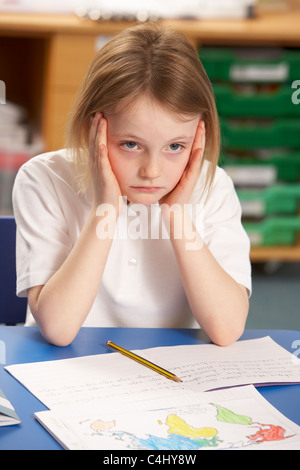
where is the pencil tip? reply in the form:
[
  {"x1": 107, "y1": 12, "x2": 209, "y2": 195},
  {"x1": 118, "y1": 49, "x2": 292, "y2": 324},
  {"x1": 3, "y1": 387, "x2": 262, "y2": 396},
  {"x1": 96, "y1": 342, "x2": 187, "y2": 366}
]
[{"x1": 173, "y1": 376, "x2": 182, "y2": 383}]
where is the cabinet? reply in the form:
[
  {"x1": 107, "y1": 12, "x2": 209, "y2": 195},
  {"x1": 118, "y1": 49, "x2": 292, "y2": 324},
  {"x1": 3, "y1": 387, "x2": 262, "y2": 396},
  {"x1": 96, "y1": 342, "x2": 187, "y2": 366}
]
[{"x1": 0, "y1": 9, "x2": 300, "y2": 261}]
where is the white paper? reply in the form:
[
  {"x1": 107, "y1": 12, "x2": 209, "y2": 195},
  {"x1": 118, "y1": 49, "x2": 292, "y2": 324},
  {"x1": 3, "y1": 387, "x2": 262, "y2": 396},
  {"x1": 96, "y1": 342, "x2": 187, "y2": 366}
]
[
  {"x1": 5, "y1": 337, "x2": 300, "y2": 414},
  {"x1": 0, "y1": 386, "x2": 21, "y2": 426},
  {"x1": 144, "y1": 336, "x2": 300, "y2": 392},
  {"x1": 34, "y1": 385, "x2": 300, "y2": 450},
  {"x1": 6, "y1": 350, "x2": 186, "y2": 412}
]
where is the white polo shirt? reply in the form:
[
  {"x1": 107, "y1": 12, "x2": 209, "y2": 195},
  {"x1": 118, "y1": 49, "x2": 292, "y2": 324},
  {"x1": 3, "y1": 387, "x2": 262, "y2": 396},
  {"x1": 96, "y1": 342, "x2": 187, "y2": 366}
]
[{"x1": 12, "y1": 149, "x2": 251, "y2": 328}]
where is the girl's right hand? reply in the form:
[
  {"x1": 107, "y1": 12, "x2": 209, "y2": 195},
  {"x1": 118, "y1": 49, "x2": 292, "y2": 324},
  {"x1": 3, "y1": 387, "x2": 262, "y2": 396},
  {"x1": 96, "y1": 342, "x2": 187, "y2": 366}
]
[{"x1": 89, "y1": 112, "x2": 122, "y2": 215}]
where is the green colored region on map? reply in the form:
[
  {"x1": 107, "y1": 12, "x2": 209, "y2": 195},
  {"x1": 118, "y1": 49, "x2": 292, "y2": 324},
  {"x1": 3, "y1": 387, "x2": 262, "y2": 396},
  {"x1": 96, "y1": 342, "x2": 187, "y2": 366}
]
[{"x1": 211, "y1": 403, "x2": 253, "y2": 425}]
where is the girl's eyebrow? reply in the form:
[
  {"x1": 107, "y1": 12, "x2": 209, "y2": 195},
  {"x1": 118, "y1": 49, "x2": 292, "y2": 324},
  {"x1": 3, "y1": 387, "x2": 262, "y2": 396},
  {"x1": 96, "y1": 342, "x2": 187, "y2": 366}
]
[
  {"x1": 113, "y1": 133, "x2": 195, "y2": 143},
  {"x1": 168, "y1": 136, "x2": 195, "y2": 143},
  {"x1": 114, "y1": 134, "x2": 144, "y2": 141}
]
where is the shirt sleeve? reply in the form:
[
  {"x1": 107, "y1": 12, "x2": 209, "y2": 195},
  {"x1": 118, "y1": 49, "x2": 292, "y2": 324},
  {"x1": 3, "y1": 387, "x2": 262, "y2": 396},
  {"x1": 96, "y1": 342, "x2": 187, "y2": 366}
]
[
  {"x1": 203, "y1": 167, "x2": 252, "y2": 295},
  {"x1": 12, "y1": 155, "x2": 73, "y2": 297}
]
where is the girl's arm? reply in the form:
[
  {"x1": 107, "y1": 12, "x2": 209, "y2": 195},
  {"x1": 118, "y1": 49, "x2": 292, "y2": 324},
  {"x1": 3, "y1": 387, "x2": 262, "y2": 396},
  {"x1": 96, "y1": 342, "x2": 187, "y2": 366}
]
[
  {"x1": 28, "y1": 115, "x2": 121, "y2": 346},
  {"x1": 168, "y1": 221, "x2": 249, "y2": 346},
  {"x1": 160, "y1": 122, "x2": 249, "y2": 346}
]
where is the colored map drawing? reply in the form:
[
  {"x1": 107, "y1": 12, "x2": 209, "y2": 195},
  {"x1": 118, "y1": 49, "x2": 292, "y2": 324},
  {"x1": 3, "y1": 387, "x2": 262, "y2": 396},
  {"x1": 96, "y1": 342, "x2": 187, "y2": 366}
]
[
  {"x1": 90, "y1": 419, "x2": 115, "y2": 433},
  {"x1": 84, "y1": 401, "x2": 298, "y2": 450},
  {"x1": 247, "y1": 424, "x2": 295, "y2": 444},
  {"x1": 136, "y1": 434, "x2": 185, "y2": 450},
  {"x1": 166, "y1": 414, "x2": 218, "y2": 439},
  {"x1": 211, "y1": 403, "x2": 253, "y2": 425},
  {"x1": 133, "y1": 433, "x2": 218, "y2": 450}
]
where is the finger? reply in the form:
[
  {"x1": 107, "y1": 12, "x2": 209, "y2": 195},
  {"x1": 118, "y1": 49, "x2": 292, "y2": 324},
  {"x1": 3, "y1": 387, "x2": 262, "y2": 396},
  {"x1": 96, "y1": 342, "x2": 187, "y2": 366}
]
[
  {"x1": 89, "y1": 112, "x2": 102, "y2": 137},
  {"x1": 180, "y1": 122, "x2": 205, "y2": 189},
  {"x1": 191, "y1": 120, "x2": 205, "y2": 157},
  {"x1": 97, "y1": 117, "x2": 108, "y2": 151},
  {"x1": 97, "y1": 119, "x2": 113, "y2": 177},
  {"x1": 185, "y1": 121, "x2": 205, "y2": 177},
  {"x1": 89, "y1": 113, "x2": 102, "y2": 163}
]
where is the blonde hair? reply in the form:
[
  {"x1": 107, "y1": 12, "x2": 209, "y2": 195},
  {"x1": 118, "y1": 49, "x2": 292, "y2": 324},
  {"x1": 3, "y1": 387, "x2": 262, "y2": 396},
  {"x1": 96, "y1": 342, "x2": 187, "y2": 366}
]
[{"x1": 65, "y1": 23, "x2": 220, "y2": 193}]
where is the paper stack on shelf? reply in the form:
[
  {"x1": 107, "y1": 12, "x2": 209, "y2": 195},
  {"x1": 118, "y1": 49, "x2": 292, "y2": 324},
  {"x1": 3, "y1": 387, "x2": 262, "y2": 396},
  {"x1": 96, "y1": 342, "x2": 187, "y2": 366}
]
[
  {"x1": 76, "y1": 0, "x2": 257, "y2": 21},
  {"x1": 0, "y1": 0, "x2": 80, "y2": 13},
  {"x1": 0, "y1": 0, "x2": 257, "y2": 19},
  {"x1": 0, "y1": 101, "x2": 43, "y2": 215},
  {"x1": 0, "y1": 101, "x2": 27, "y2": 147}
]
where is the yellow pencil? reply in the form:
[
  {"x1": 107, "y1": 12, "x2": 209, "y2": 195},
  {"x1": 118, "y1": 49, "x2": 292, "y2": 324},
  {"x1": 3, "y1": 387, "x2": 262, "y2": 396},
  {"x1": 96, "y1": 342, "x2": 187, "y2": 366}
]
[{"x1": 106, "y1": 340, "x2": 182, "y2": 383}]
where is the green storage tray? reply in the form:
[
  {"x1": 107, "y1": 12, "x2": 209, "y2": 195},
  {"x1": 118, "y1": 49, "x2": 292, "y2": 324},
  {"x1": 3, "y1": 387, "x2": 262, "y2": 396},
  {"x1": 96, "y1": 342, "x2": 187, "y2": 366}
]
[
  {"x1": 220, "y1": 118, "x2": 300, "y2": 149},
  {"x1": 222, "y1": 152, "x2": 300, "y2": 184},
  {"x1": 214, "y1": 84, "x2": 300, "y2": 117},
  {"x1": 199, "y1": 47, "x2": 300, "y2": 82},
  {"x1": 243, "y1": 217, "x2": 300, "y2": 246},
  {"x1": 237, "y1": 185, "x2": 300, "y2": 217}
]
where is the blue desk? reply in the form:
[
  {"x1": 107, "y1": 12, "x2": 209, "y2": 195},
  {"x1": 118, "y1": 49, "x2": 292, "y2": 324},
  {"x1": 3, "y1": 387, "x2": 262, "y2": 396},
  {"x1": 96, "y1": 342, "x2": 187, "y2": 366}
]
[{"x1": 0, "y1": 327, "x2": 299, "y2": 450}]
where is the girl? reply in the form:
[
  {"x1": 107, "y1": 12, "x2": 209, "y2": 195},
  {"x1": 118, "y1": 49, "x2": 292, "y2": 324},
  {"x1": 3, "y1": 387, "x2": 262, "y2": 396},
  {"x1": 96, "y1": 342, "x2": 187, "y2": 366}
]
[{"x1": 13, "y1": 24, "x2": 251, "y2": 347}]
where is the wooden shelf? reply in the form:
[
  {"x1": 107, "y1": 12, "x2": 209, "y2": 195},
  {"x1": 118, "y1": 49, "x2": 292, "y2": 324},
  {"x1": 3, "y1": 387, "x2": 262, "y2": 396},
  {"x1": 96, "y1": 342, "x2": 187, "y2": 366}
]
[
  {"x1": 251, "y1": 245, "x2": 300, "y2": 262},
  {"x1": 1, "y1": 10, "x2": 300, "y2": 45}
]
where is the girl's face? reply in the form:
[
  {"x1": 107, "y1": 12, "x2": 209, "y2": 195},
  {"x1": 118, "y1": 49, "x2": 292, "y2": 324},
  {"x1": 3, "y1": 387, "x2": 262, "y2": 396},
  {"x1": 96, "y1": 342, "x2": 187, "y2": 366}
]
[{"x1": 105, "y1": 95, "x2": 200, "y2": 205}]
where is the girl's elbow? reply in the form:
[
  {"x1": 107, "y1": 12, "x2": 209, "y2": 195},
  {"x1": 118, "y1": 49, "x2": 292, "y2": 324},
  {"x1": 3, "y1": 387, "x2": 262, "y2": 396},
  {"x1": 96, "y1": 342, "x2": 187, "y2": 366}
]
[
  {"x1": 35, "y1": 318, "x2": 77, "y2": 347},
  {"x1": 212, "y1": 324, "x2": 245, "y2": 347},
  {"x1": 41, "y1": 327, "x2": 76, "y2": 347},
  {"x1": 209, "y1": 310, "x2": 248, "y2": 347}
]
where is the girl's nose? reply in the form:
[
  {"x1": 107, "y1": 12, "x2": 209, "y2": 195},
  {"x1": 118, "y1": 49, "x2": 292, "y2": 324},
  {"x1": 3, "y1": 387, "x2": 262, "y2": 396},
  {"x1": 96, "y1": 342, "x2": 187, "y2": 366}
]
[{"x1": 138, "y1": 154, "x2": 161, "y2": 179}]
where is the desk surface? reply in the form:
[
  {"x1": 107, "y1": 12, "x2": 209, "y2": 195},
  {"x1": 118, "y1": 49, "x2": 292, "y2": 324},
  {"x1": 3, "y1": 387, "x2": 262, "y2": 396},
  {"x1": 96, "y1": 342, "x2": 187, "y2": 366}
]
[{"x1": 0, "y1": 327, "x2": 299, "y2": 450}]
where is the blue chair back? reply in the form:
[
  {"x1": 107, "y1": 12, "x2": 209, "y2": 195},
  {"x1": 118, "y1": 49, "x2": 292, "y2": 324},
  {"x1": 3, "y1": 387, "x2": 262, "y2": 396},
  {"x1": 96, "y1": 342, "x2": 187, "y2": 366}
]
[{"x1": 0, "y1": 216, "x2": 27, "y2": 324}]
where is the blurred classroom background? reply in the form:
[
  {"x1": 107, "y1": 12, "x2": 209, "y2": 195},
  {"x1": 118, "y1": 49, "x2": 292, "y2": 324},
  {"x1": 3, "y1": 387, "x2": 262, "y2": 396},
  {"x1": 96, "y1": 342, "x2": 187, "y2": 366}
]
[{"x1": 0, "y1": 0, "x2": 299, "y2": 329}]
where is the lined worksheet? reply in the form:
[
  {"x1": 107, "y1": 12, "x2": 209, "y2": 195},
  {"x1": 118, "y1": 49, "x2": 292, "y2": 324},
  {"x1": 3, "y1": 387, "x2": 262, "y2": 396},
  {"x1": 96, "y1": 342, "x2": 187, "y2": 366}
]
[
  {"x1": 7, "y1": 349, "x2": 184, "y2": 412},
  {"x1": 5, "y1": 337, "x2": 300, "y2": 413},
  {"x1": 145, "y1": 336, "x2": 300, "y2": 392}
]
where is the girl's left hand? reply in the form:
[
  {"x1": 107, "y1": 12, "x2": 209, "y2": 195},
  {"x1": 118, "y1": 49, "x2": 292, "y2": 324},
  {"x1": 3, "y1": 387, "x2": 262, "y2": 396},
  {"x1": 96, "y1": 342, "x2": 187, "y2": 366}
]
[{"x1": 159, "y1": 120, "x2": 205, "y2": 208}]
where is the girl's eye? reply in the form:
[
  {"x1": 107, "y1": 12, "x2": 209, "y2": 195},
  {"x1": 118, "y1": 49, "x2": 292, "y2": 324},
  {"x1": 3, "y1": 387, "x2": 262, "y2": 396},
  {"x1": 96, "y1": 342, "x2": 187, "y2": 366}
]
[
  {"x1": 168, "y1": 143, "x2": 183, "y2": 152},
  {"x1": 121, "y1": 141, "x2": 138, "y2": 150}
]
